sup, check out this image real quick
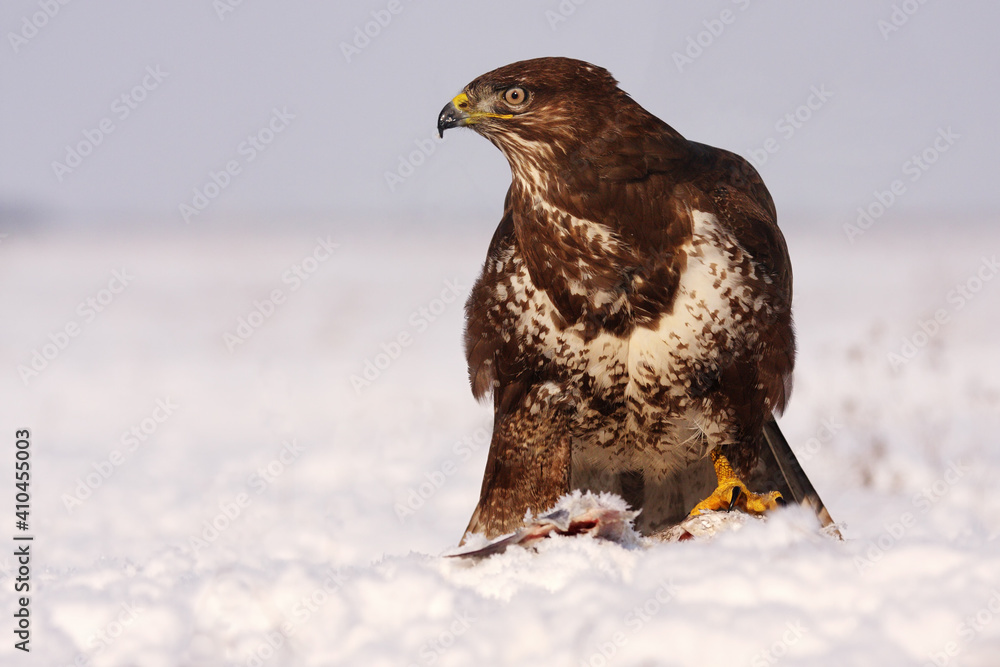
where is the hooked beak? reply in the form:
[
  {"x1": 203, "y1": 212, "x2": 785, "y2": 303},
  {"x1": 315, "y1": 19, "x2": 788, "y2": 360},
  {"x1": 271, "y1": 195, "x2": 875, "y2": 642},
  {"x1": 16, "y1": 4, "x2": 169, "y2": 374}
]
[{"x1": 437, "y1": 93, "x2": 471, "y2": 138}]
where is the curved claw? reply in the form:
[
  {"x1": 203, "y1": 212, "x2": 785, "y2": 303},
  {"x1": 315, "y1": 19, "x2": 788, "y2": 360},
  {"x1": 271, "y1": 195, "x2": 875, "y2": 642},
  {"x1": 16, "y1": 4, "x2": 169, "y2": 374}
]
[
  {"x1": 689, "y1": 450, "x2": 784, "y2": 517},
  {"x1": 728, "y1": 486, "x2": 742, "y2": 512}
]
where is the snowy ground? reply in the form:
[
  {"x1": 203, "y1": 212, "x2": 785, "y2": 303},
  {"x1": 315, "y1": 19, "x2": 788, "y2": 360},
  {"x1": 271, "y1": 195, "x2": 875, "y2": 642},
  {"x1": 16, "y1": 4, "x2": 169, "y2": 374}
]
[{"x1": 1, "y1": 219, "x2": 999, "y2": 666}]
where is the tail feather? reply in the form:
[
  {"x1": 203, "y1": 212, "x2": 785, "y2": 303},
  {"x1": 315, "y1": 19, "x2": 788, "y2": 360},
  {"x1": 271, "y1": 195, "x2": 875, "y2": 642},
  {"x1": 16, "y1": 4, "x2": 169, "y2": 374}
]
[{"x1": 758, "y1": 419, "x2": 840, "y2": 536}]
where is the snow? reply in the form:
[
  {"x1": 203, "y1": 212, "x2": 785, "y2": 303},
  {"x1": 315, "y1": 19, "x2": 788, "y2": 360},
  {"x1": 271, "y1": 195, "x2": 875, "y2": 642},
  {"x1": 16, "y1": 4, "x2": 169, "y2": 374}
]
[{"x1": 1, "y1": 220, "x2": 999, "y2": 666}]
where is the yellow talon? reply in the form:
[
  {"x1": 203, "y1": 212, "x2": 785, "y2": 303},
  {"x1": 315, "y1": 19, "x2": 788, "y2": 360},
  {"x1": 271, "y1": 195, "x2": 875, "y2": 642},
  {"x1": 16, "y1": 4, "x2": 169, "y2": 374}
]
[{"x1": 689, "y1": 449, "x2": 783, "y2": 517}]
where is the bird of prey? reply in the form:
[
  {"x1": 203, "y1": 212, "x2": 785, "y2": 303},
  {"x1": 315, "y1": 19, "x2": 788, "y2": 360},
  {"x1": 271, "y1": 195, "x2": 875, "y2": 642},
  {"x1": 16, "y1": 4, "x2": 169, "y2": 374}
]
[{"x1": 437, "y1": 57, "x2": 835, "y2": 541}]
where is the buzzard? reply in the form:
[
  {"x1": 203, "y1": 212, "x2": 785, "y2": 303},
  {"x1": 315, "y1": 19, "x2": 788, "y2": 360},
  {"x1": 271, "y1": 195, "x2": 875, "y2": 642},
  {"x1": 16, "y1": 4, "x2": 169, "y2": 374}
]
[{"x1": 437, "y1": 57, "x2": 834, "y2": 541}]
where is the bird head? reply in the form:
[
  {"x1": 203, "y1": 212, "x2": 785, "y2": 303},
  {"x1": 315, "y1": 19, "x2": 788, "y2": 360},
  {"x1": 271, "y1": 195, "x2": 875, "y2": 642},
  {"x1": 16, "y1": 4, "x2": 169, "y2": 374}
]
[{"x1": 437, "y1": 57, "x2": 625, "y2": 171}]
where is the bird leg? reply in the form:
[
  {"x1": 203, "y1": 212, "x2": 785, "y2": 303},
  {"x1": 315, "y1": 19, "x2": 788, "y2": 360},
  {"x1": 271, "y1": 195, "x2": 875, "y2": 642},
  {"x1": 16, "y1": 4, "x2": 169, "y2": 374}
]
[{"x1": 689, "y1": 449, "x2": 783, "y2": 516}]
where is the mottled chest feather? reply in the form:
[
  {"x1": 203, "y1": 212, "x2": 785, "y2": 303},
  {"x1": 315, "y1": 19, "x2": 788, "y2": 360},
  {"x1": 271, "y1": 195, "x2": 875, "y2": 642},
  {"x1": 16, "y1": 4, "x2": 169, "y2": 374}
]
[{"x1": 470, "y1": 207, "x2": 772, "y2": 463}]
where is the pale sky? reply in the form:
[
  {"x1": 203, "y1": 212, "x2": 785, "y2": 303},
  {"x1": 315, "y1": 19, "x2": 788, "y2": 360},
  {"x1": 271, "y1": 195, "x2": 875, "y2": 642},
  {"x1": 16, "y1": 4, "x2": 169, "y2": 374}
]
[{"x1": 1, "y1": 1, "x2": 997, "y2": 229}]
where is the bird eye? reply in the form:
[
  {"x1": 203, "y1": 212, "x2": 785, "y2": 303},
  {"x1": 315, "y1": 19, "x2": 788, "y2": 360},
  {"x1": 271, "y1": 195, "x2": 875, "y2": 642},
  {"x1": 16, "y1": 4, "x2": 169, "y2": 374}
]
[{"x1": 503, "y1": 87, "x2": 528, "y2": 107}]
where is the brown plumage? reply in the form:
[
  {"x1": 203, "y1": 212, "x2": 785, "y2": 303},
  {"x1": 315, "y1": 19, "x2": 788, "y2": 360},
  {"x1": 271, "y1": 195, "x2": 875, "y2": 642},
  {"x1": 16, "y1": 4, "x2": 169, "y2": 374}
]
[{"x1": 438, "y1": 57, "x2": 819, "y2": 541}]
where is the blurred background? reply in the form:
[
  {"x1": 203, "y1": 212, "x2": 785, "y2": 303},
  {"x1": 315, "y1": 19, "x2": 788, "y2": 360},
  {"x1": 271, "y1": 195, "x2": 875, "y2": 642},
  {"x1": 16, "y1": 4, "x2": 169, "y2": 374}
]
[{"x1": 2, "y1": 0, "x2": 997, "y2": 230}]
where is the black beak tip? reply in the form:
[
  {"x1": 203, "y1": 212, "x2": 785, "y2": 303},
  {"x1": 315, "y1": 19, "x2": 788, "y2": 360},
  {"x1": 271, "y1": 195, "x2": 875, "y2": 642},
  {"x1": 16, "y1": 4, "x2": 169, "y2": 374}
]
[{"x1": 437, "y1": 100, "x2": 463, "y2": 139}]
